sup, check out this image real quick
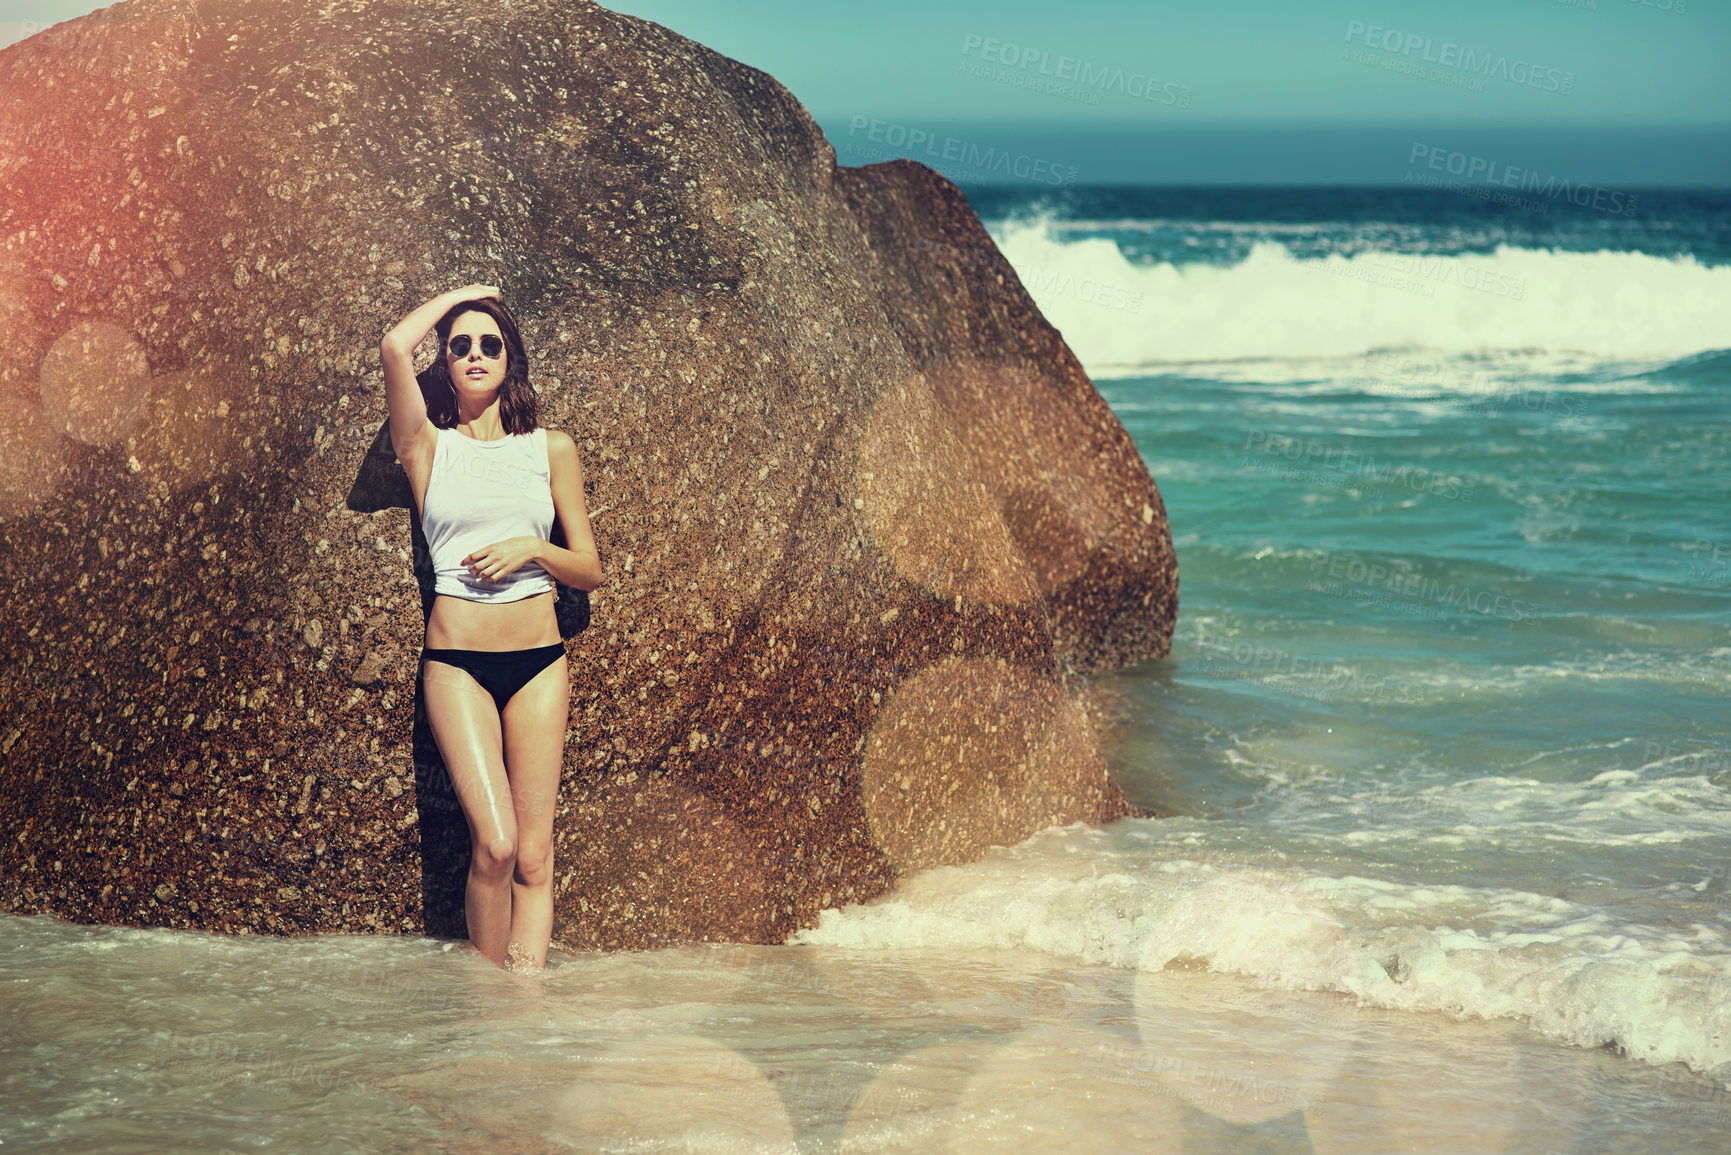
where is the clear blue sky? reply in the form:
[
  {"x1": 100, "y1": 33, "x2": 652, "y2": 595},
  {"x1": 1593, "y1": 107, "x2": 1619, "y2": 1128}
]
[
  {"x1": 606, "y1": 0, "x2": 1730, "y2": 184},
  {"x1": 598, "y1": 0, "x2": 1729, "y2": 129},
  {"x1": 5, "y1": 0, "x2": 1726, "y2": 182}
]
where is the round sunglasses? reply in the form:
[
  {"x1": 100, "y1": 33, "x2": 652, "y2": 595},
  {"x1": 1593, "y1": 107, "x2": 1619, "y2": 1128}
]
[{"x1": 447, "y1": 333, "x2": 504, "y2": 359}]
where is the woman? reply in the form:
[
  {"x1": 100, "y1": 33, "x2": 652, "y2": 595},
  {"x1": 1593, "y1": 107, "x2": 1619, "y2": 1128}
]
[{"x1": 380, "y1": 284, "x2": 603, "y2": 973}]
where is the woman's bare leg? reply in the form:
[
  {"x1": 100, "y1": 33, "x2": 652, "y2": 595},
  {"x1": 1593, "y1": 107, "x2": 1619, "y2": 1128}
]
[
  {"x1": 421, "y1": 659, "x2": 516, "y2": 968},
  {"x1": 500, "y1": 654, "x2": 569, "y2": 972}
]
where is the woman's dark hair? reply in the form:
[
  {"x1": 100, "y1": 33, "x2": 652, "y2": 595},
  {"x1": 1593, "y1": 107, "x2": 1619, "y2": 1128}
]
[{"x1": 415, "y1": 297, "x2": 539, "y2": 434}]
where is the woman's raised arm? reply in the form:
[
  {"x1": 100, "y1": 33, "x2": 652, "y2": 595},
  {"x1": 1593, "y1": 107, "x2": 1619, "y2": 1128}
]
[{"x1": 379, "y1": 284, "x2": 498, "y2": 463}]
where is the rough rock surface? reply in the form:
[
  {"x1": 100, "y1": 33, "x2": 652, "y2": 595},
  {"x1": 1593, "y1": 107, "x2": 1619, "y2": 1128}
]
[{"x1": 0, "y1": 0, "x2": 1177, "y2": 948}]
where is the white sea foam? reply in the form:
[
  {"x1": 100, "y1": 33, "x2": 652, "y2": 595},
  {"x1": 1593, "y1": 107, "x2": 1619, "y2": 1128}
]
[
  {"x1": 1260, "y1": 769, "x2": 1731, "y2": 849},
  {"x1": 790, "y1": 822, "x2": 1731, "y2": 1079},
  {"x1": 989, "y1": 217, "x2": 1731, "y2": 370}
]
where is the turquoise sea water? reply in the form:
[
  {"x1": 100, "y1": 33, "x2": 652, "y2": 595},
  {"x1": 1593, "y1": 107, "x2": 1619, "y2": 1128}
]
[
  {"x1": 801, "y1": 190, "x2": 1731, "y2": 1145},
  {"x1": 4, "y1": 189, "x2": 1729, "y2": 1151}
]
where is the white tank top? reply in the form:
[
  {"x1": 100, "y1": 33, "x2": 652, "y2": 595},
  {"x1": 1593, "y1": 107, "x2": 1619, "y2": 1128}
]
[{"x1": 420, "y1": 425, "x2": 556, "y2": 603}]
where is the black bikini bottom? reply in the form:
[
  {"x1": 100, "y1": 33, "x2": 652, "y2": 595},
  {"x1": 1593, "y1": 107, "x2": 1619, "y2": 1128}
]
[{"x1": 420, "y1": 643, "x2": 566, "y2": 712}]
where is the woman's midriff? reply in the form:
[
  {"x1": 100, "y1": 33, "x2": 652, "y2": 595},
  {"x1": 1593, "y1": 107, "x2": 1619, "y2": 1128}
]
[{"x1": 424, "y1": 589, "x2": 560, "y2": 651}]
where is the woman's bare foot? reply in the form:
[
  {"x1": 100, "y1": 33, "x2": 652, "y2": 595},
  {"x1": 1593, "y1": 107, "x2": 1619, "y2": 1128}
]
[{"x1": 505, "y1": 939, "x2": 544, "y2": 974}]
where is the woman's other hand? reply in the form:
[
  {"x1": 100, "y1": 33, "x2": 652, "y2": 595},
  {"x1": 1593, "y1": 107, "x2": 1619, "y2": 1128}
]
[{"x1": 461, "y1": 536, "x2": 544, "y2": 582}]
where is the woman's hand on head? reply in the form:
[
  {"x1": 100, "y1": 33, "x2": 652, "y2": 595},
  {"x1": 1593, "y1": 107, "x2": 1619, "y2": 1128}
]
[
  {"x1": 461, "y1": 536, "x2": 543, "y2": 583},
  {"x1": 450, "y1": 283, "x2": 501, "y2": 305}
]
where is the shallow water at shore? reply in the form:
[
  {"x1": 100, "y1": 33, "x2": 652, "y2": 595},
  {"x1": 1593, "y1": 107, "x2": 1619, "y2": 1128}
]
[{"x1": 3, "y1": 909, "x2": 1727, "y2": 1152}]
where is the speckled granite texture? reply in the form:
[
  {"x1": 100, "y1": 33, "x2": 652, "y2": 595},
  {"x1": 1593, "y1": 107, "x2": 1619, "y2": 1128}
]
[{"x1": 0, "y1": 0, "x2": 1176, "y2": 948}]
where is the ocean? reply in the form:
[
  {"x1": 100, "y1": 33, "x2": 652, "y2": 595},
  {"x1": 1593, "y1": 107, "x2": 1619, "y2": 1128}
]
[{"x1": 4, "y1": 186, "x2": 1728, "y2": 1152}]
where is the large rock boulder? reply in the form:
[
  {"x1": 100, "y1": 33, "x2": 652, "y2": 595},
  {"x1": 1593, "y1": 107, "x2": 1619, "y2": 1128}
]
[{"x1": 0, "y1": 0, "x2": 1176, "y2": 948}]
